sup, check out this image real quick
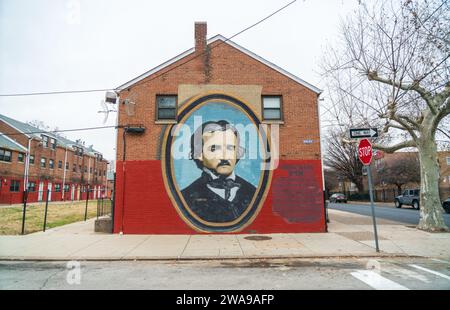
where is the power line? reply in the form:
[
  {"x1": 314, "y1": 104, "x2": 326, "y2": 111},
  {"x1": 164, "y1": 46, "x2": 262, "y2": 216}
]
[
  {"x1": 0, "y1": 0, "x2": 297, "y2": 98},
  {"x1": 0, "y1": 125, "x2": 117, "y2": 137}
]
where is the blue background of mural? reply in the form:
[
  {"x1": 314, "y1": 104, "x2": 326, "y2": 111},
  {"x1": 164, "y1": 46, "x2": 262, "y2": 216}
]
[{"x1": 172, "y1": 101, "x2": 263, "y2": 190}]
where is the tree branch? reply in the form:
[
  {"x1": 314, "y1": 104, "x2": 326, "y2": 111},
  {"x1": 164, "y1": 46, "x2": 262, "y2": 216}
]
[
  {"x1": 372, "y1": 140, "x2": 416, "y2": 153},
  {"x1": 367, "y1": 71, "x2": 437, "y2": 114}
]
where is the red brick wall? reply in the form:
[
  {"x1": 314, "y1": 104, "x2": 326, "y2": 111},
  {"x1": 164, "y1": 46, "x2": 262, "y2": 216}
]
[
  {"x1": 114, "y1": 37, "x2": 324, "y2": 234},
  {"x1": 0, "y1": 120, "x2": 108, "y2": 204}
]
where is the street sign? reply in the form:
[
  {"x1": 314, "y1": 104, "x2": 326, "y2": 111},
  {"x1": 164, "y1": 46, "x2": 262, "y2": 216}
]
[
  {"x1": 357, "y1": 138, "x2": 379, "y2": 252},
  {"x1": 358, "y1": 138, "x2": 373, "y2": 166},
  {"x1": 350, "y1": 128, "x2": 378, "y2": 139}
]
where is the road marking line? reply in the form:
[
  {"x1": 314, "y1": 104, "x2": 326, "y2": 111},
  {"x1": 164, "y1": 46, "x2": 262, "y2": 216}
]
[
  {"x1": 351, "y1": 270, "x2": 409, "y2": 290},
  {"x1": 409, "y1": 264, "x2": 450, "y2": 280},
  {"x1": 386, "y1": 266, "x2": 430, "y2": 283}
]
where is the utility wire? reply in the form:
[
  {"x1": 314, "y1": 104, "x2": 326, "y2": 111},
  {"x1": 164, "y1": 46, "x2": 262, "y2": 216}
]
[
  {"x1": 0, "y1": 125, "x2": 117, "y2": 137},
  {"x1": 0, "y1": 0, "x2": 297, "y2": 98}
]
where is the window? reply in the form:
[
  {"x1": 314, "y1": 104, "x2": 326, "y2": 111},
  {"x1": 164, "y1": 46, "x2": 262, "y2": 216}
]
[
  {"x1": 262, "y1": 96, "x2": 282, "y2": 121},
  {"x1": 73, "y1": 164, "x2": 77, "y2": 172},
  {"x1": 10, "y1": 180, "x2": 20, "y2": 192},
  {"x1": 27, "y1": 182, "x2": 36, "y2": 192},
  {"x1": 42, "y1": 135, "x2": 49, "y2": 148},
  {"x1": 29, "y1": 155, "x2": 35, "y2": 164},
  {"x1": 66, "y1": 162, "x2": 69, "y2": 170},
  {"x1": 55, "y1": 184, "x2": 61, "y2": 192},
  {"x1": 79, "y1": 165, "x2": 82, "y2": 173},
  {"x1": 64, "y1": 184, "x2": 70, "y2": 192},
  {"x1": 447, "y1": 157, "x2": 450, "y2": 165},
  {"x1": 84, "y1": 166, "x2": 87, "y2": 173},
  {"x1": 90, "y1": 167, "x2": 93, "y2": 174},
  {"x1": 50, "y1": 138, "x2": 56, "y2": 150},
  {"x1": 18, "y1": 153, "x2": 25, "y2": 162},
  {"x1": 58, "y1": 160, "x2": 62, "y2": 169},
  {"x1": 0, "y1": 148, "x2": 12, "y2": 162},
  {"x1": 156, "y1": 95, "x2": 177, "y2": 120},
  {"x1": 40, "y1": 157, "x2": 46, "y2": 168},
  {"x1": 49, "y1": 159, "x2": 54, "y2": 169}
]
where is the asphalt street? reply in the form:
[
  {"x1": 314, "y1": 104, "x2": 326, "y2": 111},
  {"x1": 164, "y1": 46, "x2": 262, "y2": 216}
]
[
  {"x1": 328, "y1": 202, "x2": 450, "y2": 227},
  {"x1": 1, "y1": 257, "x2": 449, "y2": 290}
]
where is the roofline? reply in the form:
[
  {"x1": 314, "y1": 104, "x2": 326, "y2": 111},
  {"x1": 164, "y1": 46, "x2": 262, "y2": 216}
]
[
  {"x1": 0, "y1": 117, "x2": 32, "y2": 139},
  {"x1": 0, "y1": 114, "x2": 105, "y2": 156},
  {"x1": 0, "y1": 131, "x2": 28, "y2": 152},
  {"x1": 115, "y1": 35, "x2": 322, "y2": 94}
]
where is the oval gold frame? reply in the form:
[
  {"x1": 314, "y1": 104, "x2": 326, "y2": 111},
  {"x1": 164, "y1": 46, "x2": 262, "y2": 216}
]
[{"x1": 161, "y1": 93, "x2": 273, "y2": 233}]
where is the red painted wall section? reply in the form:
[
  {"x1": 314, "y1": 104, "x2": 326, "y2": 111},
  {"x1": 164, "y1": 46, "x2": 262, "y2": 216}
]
[{"x1": 113, "y1": 160, "x2": 326, "y2": 234}]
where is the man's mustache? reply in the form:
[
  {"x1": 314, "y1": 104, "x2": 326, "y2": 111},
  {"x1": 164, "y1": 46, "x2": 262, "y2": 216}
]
[{"x1": 217, "y1": 160, "x2": 231, "y2": 167}]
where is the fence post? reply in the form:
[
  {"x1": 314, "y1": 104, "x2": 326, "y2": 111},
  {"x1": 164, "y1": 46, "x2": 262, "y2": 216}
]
[
  {"x1": 21, "y1": 190, "x2": 29, "y2": 235},
  {"x1": 84, "y1": 185, "x2": 89, "y2": 221},
  {"x1": 97, "y1": 194, "x2": 100, "y2": 220},
  {"x1": 43, "y1": 189, "x2": 50, "y2": 232}
]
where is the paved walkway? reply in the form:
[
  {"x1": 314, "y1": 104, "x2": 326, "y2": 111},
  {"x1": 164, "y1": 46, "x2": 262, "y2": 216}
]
[{"x1": 0, "y1": 209, "x2": 449, "y2": 260}]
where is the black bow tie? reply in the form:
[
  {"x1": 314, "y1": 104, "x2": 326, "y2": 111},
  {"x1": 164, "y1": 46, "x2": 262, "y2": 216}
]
[{"x1": 202, "y1": 172, "x2": 241, "y2": 200}]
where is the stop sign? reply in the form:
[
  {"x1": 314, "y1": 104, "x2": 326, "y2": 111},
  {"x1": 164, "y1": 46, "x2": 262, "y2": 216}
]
[{"x1": 358, "y1": 138, "x2": 373, "y2": 166}]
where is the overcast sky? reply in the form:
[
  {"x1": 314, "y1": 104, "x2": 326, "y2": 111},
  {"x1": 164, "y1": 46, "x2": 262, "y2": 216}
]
[{"x1": 0, "y1": 0, "x2": 359, "y2": 161}]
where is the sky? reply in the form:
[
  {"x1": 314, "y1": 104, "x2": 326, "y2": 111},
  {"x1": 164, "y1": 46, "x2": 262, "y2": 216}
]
[{"x1": 0, "y1": 0, "x2": 359, "y2": 161}]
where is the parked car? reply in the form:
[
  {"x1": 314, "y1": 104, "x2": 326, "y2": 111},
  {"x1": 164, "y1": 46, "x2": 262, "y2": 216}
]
[
  {"x1": 395, "y1": 189, "x2": 420, "y2": 209},
  {"x1": 330, "y1": 193, "x2": 347, "y2": 203},
  {"x1": 443, "y1": 197, "x2": 450, "y2": 214}
]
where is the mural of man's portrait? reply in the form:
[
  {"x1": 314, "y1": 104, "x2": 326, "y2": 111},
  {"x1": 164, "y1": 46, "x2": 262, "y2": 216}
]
[
  {"x1": 181, "y1": 120, "x2": 256, "y2": 222},
  {"x1": 162, "y1": 94, "x2": 272, "y2": 233}
]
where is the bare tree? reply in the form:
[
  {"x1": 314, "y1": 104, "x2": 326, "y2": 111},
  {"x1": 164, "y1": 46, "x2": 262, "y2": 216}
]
[
  {"x1": 27, "y1": 120, "x2": 66, "y2": 139},
  {"x1": 373, "y1": 152, "x2": 421, "y2": 194},
  {"x1": 324, "y1": 130, "x2": 364, "y2": 192},
  {"x1": 322, "y1": 0, "x2": 449, "y2": 231},
  {"x1": 324, "y1": 168, "x2": 340, "y2": 197}
]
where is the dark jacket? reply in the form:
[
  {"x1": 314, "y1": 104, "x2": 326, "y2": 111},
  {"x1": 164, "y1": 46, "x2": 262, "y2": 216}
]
[{"x1": 181, "y1": 174, "x2": 256, "y2": 223}]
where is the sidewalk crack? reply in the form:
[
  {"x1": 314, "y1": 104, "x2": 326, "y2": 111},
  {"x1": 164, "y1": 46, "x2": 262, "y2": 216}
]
[{"x1": 179, "y1": 235, "x2": 192, "y2": 259}]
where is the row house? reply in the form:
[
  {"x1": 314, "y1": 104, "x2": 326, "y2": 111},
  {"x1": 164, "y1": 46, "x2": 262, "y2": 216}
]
[{"x1": 0, "y1": 113, "x2": 108, "y2": 204}]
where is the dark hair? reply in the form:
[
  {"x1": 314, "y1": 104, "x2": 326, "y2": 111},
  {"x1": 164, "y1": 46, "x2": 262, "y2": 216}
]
[{"x1": 189, "y1": 120, "x2": 244, "y2": 169}]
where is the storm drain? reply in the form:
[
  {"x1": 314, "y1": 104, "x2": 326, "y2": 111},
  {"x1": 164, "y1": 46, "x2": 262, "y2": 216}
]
[{"x1": 244, "y1": 236, "x2": 272, "y2": 241}]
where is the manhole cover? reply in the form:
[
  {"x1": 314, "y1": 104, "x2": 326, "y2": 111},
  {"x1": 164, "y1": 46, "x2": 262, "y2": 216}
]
[{"x1": 244, "y1": 236, "x2": 272, "y2": 241}]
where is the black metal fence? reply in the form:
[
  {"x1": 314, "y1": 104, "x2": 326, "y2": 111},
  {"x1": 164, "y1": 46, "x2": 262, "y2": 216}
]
[{"x1": 16, "y1": 188, "x2": 112, "y2": 235}]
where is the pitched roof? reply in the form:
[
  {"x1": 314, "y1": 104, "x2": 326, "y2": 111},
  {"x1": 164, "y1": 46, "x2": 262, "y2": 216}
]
[
  {"x1": 0, "y1": 113, "x2": 103, "y2": 156},
  {"x1": 116, "y1": 35, "x2": 322, "y2": 94},
  {"x1": 0, "y1": 132, "x2": 27, "y2": 152}
]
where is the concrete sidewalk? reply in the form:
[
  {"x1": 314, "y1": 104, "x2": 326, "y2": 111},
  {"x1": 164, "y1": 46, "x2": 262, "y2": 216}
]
[{"x1": 0, "y1": 209, "x2": 449, "y2": 260}]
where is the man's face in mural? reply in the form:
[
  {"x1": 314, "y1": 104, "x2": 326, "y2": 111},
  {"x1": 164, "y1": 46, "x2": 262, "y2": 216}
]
[{"x1": 200, "y1": 129, "x2": 238, "y2": 176}]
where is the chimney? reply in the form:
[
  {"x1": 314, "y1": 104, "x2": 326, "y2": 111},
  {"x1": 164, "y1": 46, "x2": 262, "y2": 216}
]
[{"x1": 195, "y1": 22, "x2": 207, "y2": 53}]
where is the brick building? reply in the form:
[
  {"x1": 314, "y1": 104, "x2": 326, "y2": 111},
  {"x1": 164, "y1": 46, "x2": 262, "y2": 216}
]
[
  {"x1": 372, "y1": 150, "x2": 450, "y2": 201},
  {"x1": 0, "y1": 114, "x2": 108, "y2": 204},
  {"x1": 113, "y1": 22, "x2": 325, "y2": 234}
]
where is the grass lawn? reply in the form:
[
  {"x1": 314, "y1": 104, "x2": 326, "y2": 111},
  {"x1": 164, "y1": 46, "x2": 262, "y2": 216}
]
[{"x1": 0, "y1": 200, "x2": 111, "y2": 235}]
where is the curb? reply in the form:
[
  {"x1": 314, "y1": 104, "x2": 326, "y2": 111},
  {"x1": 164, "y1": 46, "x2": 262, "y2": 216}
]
[{"x1": 0, "y1": 253, "x2": 421, "y2": 262}]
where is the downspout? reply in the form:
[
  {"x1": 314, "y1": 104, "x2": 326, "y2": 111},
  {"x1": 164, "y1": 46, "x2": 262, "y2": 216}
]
[
  {"x1": 62, "y1": 145, "x2": 68, "y2": 201},
  {"x1": 87, "y1": 156, "x2": 91, "y2": 199},
  {"x1": 23, "y1": 137, "x2": 32, "y2": 192},
  {"x1": 317, "y1": 95, "x2": 328, "y2": 230}
]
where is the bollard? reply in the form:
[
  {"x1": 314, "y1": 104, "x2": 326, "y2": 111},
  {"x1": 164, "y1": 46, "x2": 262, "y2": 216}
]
[{"x1": 43, "y1": 189, "x2": 50, "y2": 232}]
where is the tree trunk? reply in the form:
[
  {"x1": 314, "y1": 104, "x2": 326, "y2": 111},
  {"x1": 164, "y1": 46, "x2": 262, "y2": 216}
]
[{"x1": 417, "y1": 138, "x2": 448, "y2": 232}]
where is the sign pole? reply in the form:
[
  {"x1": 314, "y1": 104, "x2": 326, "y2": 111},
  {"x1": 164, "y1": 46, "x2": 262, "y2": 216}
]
[
  {"x1": 366, "y1": 167, "x2": 380, "y2": 252},
  {"x1": 357, "y1": 138, "x2": 380, "y2": 253}
]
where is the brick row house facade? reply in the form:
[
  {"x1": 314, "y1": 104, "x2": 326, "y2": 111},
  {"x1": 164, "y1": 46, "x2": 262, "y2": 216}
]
[
  {"x1": 112, "y1": 23, "x2": 325, "y2": 234},
  {"x1": 0, "y1": 114, "x2": 108, "y2": 204}
]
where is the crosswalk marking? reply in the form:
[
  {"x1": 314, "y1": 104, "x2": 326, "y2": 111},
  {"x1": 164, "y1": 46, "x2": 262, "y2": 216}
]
[
  {"x1": 385, "y1": 266, "x2": 430, "y2": 283},
  {"x1": 409, "y1": 264, "x2": 450, "y2": 280},
  {"x1": 351, "y1": 270, "x2": 409, "y2": 290}
]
